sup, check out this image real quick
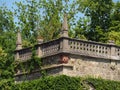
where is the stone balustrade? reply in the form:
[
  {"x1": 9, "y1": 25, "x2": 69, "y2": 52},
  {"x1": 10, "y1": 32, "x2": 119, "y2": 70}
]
[
  {"x1": 68, "y1": 38, "x2": 120, "y2": 60},
  {"x1": 15, "y1": 47, "x2": 32, "y2": 61},
  {"x1": 41, "y1": 39, "x2": 61, "y2": 57},
  {"x1": 68, "y1": 39, "x2": 110, "y2": 59},
  {"x1": 15, "y1": 37, "x2": 120, "y2": 61},
  {"x1": 115, "y1": 46, "x2": 120, "y2": 59}
]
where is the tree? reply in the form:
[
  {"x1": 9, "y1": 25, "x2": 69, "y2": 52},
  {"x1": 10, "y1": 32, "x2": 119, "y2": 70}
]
[
  {"x1": 109, "y1": 1, "x2": 120, "y2": 32},
  {"x1": 0, "y1": 6, "x2": 16, "y2": 80},
  {"x1": 15, "y1": 0, "x2": 41, "y2": 44},
  {"x1": 0, "y1": 47, "x2": 14, "y2": 79},
  {"x1": 108, "y1": 1, "x2": 120, "y2": 45},
  {"x1": 0, "y1": 6, "x2": 16, "y2": 53},
  {"x1": 77, "y1": 0, "x2": 113, "y2": 42},
  {"x1": 108, "y1": 31, "x2": 120, "y2": 45},
  {"x1": 39, "y1": 0, "x2": 77, "y2": 41},
  {"x1": 72, "y1": 17, "x2": 89, "y2": 40}
]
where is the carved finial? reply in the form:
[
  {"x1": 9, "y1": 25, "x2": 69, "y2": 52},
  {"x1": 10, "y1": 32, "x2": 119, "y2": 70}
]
[
  {"x1": 16, "y1": 30, "x2": 22, "y2": 50},
  {"x1": 62, "y1": 14, "x2": 68, "y2": 31},
  {"x1": 60, "y1": 13, "x2": 68, "y2": 37}
]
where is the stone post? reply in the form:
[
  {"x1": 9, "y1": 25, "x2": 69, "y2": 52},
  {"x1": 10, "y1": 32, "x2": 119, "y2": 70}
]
[
  {"x1": 110, "y1": 46, "x2": 116, "y2": 59},
  {"x1": 16, "y1": 31, "x2": 22, "y2": 50},
  {"x1": 108, "y1": 40, "x2": 117, "y2": 60},
  {"x1": 37, "y1": 37, "x2": 43, "y2": 58},
  {"x1": 62, "y1": 38, "x2": 69, "y2": 52},
  {"x1": 15, "y1": 30, "x2": 22, "y2": 60},
  {"x1": 60, "y1": 13, "x2": 69, "y2": 52},
  {"x1": 60, "y1": 14, "x2": 68, "y2": 38},
  {"x1": 15, "y1": 51, "x2": 20, "y2": 60}
]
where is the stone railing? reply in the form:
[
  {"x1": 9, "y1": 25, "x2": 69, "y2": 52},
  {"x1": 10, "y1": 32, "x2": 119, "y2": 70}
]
[
  {"x1": 15, "y1": 47, "x2": 32, "y2": 61},
  {"x1": 15, "y1": 37, "x2": 120, "y2": 61},
  {"x1": 41, "y1": 39, "x2": 61, "y2": 57},
  {"x1": 68, "y1": 39, "x2": 110, "y2": 59},
  {"x1": 15, "y1": 38, "x2": 62, "y2": 61},
  {"x1": 115, "y1": 46, "x2": 120, "y2": 59},
  {"x1": 68, "y1": 38, "x2": 120, "y2": 60}
]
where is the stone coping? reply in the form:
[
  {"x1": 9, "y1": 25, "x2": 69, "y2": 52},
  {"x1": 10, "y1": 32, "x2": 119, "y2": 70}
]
[{"x1": 15, "y1": 37, "x2": 120, "y2": 52}]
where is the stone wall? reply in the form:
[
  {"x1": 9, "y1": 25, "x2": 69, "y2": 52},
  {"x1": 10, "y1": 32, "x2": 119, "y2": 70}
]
[
  {"x1": 15, "y1": 53, "x2": 120, "y2": 81},
  {"x1": 15, "y1": 54, "x2": 72, "y2": 81},
  {"x1": 14, "y1": 37, "x2": 120, "y2": 81},
  {"x1": 67, "y1": 55, "x2": 120, "y2": 81}
]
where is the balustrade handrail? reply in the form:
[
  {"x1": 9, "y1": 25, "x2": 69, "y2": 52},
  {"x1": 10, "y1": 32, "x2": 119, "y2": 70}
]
[
  {"x1": 67, "y1": 38, "x2": 120, "y2": 60},
  {"x1": 15, "y1": 37, "x2": 120, "y2": 61}
]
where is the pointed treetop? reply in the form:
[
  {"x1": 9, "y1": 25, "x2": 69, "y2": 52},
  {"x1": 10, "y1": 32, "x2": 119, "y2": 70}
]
[{"x1": 62, "y1": 13, "x2": 68, "y2": 31}]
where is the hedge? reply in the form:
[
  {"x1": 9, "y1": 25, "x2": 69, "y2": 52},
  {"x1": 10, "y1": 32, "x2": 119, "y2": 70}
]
[{"x1": 0, "y1": 75, "x2": 120, "y2": 90}]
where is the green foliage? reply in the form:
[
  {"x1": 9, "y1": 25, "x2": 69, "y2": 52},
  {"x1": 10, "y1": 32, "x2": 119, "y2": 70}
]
[
  {"x1": 0, "y1": 5, "x2": 16, "y2": 80},
  {"x1": 0, "y1": 79, "x2": 14, "y2": 90},
  {"x1": 0, "y1": 75, "x2": 120, "y2": 90},
  {"x1": 15, "y1": 0, "x2": 41, "y2": 44},
  {"x1": 0, "y1": 6, "x2": 15, "y2": 33},
  {"x1": 77, "y1": 0, "x2": 113, "y2": 42},
  {"x1": 0, "y1": 5, "x2": 16, "y2": 51},
  {"x1": 108, "y1": 31, "x2": 120, "y2": 45},
  {"x1": 86, "y1": 78, "x2": 120, "y2": 90},
  {"x1": 0, "y1": 0, "x2": 120, "y2": 87},
  {"x1": 108, "y1": 2, "x2": 120, "y2": 45},
  {"x1": 72, "y1": 17, "x2": 89, "y2": 40},
  {"x1": 39, "y1": 0, "x2": 77, "y2": 41},
  {"x1": 13, "y1": 75, "x2": 83, "y2": 90},
  {"x1": 0, "y1": 47, "x2": 14, "y2": 80},
  {"x1": 14, "y1": 47, "x2": 42, "y2": 74}
]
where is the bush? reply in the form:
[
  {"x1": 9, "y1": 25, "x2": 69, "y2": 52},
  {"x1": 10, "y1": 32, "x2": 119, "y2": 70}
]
[{"x1": 0, "y1": 75, "x2": 120, "y2": 90}]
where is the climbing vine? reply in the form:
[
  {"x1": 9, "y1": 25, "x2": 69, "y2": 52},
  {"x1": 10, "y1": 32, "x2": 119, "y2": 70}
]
[{"x1": 14, "y1": 45, "x2": 45, "y2": 79}]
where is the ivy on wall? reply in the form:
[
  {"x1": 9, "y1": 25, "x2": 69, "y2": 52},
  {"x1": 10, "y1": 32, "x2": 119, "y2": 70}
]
[{"x1": 14, "y1": 46, "x2": 46, "y2": 79}]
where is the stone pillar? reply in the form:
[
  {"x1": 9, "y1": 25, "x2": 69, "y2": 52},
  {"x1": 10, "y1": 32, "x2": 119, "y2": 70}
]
[
  {"x1": 37, "y1": 46, "x2": 42, "y2": 58},
  {"x1": 110, "y1": 46, "x2": 116, "y2": 59},
  {"x1": 37, "y1": 37, "x2": 43, "y2": 58},
  {"x1": 60, "y1": 14, "x2": 68, "y2": 37},
  {"x1": 60, "y1": 13, "x2": 69, "y2": 52},
  {"x1": 15, "y1": 30, "x2": 22, "y2": 60},
  {"x1": 62, "y1": 38, "x2": 69, "y2": 52},
  {"x1": 108, "y1": 40, "x2": 117, "y2": 60},
  {"x1": 15, "y1": 51, "x2": 20, "y2": 60},
  {"x1": 16, "y1": 31, "x2": 22, "y2": 50}
]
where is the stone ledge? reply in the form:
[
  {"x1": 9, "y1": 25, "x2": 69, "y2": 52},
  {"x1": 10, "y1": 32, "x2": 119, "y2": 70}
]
[
  {"x1": 14, "y1": 64, "x2": 73, "y2": 77},
  {"x1": 68, "y1": 52, "x2": 120, "y2": 61}
]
